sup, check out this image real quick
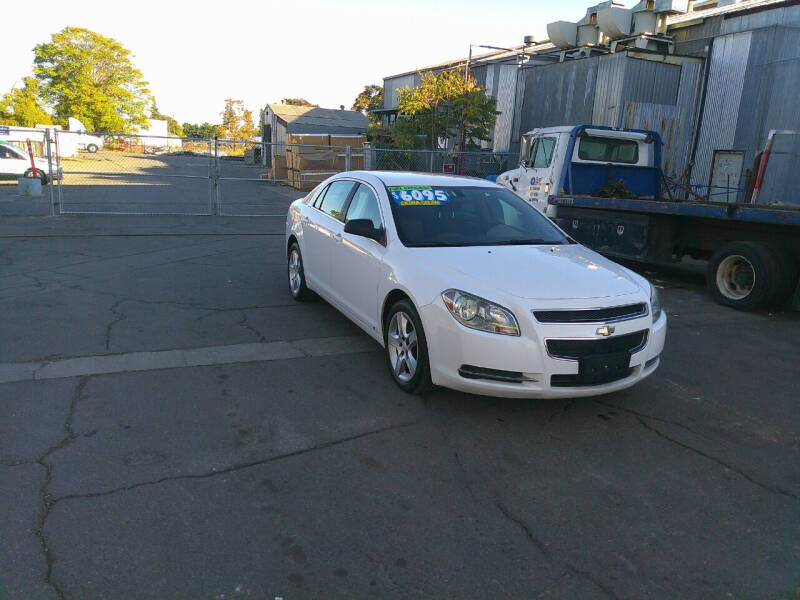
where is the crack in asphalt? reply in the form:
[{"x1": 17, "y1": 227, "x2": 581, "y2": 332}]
[
  {"x1": 494, "y1": 501, "x2": 620, "y2": 598},
  {"x1": 635, "y1": 416, "x2": 800, "y2": 502},
  {"x1": 34, "y1": 375, "x2": 89, "y2": 600},
  {"x1": 52, "y1": 419, "x2": 422, "y2": 505},
  {"x1": 564, "y1": 563, "x2": 621, "y2": 599},
  {"x1": 495, "y1": 501, "x2": 552, "y2": 560},
  {"x1": 104, "y1": 300, "x2": 126, "y2": 352},
  {"x1": 594, "y1": 399, "x2": 699, "y2": 435},
  {"x1": 237, "y1": 313, "x2": 267, "y2": 342}
]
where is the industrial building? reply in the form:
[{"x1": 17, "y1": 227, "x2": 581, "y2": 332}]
[{"x1": 379, "y1": 0, "x2": 800, "y2": 204}]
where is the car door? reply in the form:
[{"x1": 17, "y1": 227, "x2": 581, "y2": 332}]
[
  {"x1": 333, "y1": 183, "x2": 388, "y2": 334},
  {"x1": 302, "y1": 179, "x2": 355, "y2": 297},
  {"x1": 520, "y1": 135, "x2": 557, "y2": 212},
  {"x1": 0, "y1": 144, "x2": 28, "y2": 178}
]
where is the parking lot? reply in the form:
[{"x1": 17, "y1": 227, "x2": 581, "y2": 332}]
[{"x1": 1, "y1": 197, "x2": 799, "y2": 599}]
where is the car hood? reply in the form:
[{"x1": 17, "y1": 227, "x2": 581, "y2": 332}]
[{"x1": 410, "y1": 244, "x2": 645, "y2": 301}]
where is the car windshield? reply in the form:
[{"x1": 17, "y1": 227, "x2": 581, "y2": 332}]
[{"x1": 387, "y1": 184, "x2": 570, "y2": 247}]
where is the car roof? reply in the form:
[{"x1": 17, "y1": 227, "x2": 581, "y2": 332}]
[{"x1": 345, "y1": 170, "x2": 500, "y2": 188}]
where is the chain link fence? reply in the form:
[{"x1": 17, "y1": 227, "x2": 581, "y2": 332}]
[
  {"x1": 365, "y1": 147, "x2": 518, "y2": 179},
  {"x1": 3, "y1": 127, "x2": 519, "y2": 216}
]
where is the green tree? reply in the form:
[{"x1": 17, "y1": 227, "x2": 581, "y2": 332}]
[
  {"x1": 182, "y1": 122, "x2": 219, "y2": 138},
  {"x1": 0, "y1": 77, "x2": 52, "y2": 127},
  {"x1": 150, "y1": 101, "x2": 183, "y2": 137},
  {"x1": 34, "y1": 27, "x2": 152, "y2": 133},
  {"x1": 218, "y1": 99, "x2": 258, "y2": 140},
  {"x1": 280, "y1": 98, "x2": 317, "y2": 107},
  {"x1": 351, "y1": 85, "x2": 383, "y2": 124},
  {"x1": 395, "y1": 70, "x2": 498, "y2": 150}
]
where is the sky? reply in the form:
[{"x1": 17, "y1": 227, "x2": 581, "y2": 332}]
[{"x1": 3, "y1": 0, "x2": 627, "y2": 125}]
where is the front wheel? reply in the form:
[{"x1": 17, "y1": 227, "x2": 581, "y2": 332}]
[
  {"x1": 86, "y1": 143, "x2": 99, "y2": 153},
  {"x1": 384, "y1": 299, "x2": 432, "y2": 394}
]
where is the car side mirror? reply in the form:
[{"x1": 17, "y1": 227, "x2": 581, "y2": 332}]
[{"x1": 344, "y1": 219, "x2": 385, "y2": 245}]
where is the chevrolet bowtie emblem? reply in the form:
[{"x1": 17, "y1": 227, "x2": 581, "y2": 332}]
[{"x1": 596, "y1": 325, "x2": 615, "y2": 337}]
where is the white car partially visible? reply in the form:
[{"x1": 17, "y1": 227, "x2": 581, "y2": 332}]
[
  {"x1": 0, "y1": 141, "x2": 56, "y2": 185},
  {"x1": 285, "y1": 171, "x2": 666, "y2": 398}
]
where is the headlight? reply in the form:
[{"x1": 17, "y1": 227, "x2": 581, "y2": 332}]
[
  {"x1": 441, "y1": 289, "x2": 520, "y2": 336},
  {"x1": 650, "y1": 283, "x2": 662, "y2": 322}
]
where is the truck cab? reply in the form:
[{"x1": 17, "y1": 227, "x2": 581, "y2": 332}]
[{"x1": 497, "y1": 125, "x2": 660, "y2": 217}]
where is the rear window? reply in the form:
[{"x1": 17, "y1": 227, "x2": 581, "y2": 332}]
[{"x1": 578, "y1": 136, "x2": 639, "y2": 164}]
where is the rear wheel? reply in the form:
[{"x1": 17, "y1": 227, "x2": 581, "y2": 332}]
[
  {"x1": 384, "y1": 299, "x2": 432, "y2": 394},
  {"x1": 86, "y1": 143, "x2": 99, "y2": 153},
  {"x1": 707, "y1": 242, "x2": 778, "y2": 311},
  {"x1": 23, "y1": 169, "x2": 48, "y2": 186},
  {"x1": 287, "y1": 242, "x2": 311, "y2": 301}
]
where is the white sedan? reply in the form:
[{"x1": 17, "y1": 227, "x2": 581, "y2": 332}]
[{"x1": 285, "y1": 172, "x2": 666, "y2": 398}]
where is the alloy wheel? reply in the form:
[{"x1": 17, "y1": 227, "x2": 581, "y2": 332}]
[{"x1": 387, "y1": 311, "x2": 418, "y2": 383}]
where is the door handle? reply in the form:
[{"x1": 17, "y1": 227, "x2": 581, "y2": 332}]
[
  {"x1": 334, "y1": 232, "x2": 343, "y2": 242},
  {"x1": 301, "y1": 215, "x2": 309, "y2": 223}
]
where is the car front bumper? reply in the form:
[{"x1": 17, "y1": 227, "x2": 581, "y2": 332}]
[{"x1": 421, "y1": 301, "x2": 667, "y2": 399}]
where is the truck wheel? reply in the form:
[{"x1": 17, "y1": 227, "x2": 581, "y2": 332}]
[
  {"x1": 768, "y1": 247, "x2": 799, "y2": 306},
  {"x1": 86, "y1": 143, "x2": 99, "y2": 153},
  {"x1": 707, "y1": 242, "x2": 778, "y2": 311}
]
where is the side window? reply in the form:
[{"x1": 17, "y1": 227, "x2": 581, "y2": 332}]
[
  {"x1": 0, "y1": 146, "x2": 16, "y2": 159},
  {"x1": 345, "y1": 184, "x2": 382, "y2": 229},
  {"x1": 531, "y1": 137, "x2": 555, "y2": 168},
  {"x1": 306, "y1": 184, "x2": 324, "y2": 205},
  {"x1": 318, "y1": 180, "x2": 354, "y2": 220}
]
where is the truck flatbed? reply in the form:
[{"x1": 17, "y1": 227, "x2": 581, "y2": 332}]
[{"x1": 550, "y1": 196, "x2": 800, "y2": 227}]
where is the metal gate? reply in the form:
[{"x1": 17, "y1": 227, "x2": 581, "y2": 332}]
[{"x1": 35, "y1": 130, "x2": 518, "y2": 217}]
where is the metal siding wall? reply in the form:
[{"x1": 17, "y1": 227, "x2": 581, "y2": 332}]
[
  {"x1": 593, "y1": 53, "x2": 627, "y2": 125},
  {"x1": 737, "y1": 26, "x2": 800, "y2": 205},
  {"x1": 623, "y1": 58, "x2": 681, "y2": 106},
  {"x1": 692, "y1": 31, "x2": 752, "y2": 192},
  {"x1": 619, "y1": 58, "x2": 699, "y2": 178},
  {"x1": 520, "y1": 59, "x2": 598, "y2": 133},
  {"x1": 383, "y1": 73, "x2": 420, "y2": 110},
  {"x1": 721, "y1": 5, "x2": 800, "y2": 34},
  {"x1": 493, "y1": 65, "x2": 518, "y2": 152}
]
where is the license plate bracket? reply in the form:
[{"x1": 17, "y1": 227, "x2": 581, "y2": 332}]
[{"x1": 578, "y1": 352, "x2": 631, "y2": 385}]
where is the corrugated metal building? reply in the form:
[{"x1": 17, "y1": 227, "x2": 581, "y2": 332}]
[{"x1": 380, "y1": 0, "x2": 800, "y2": 204}]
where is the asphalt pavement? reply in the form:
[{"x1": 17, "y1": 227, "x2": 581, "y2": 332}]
[{"x1": 1, "y1": 206, "x2": 799, "y2": 600}]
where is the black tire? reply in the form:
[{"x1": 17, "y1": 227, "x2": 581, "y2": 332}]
[
  {"x1": 707, "y1": 242, "x2": 779, "y2": 311},
  {"x1": 287, "y1": 242, "x2": 311, "y2": 301},
  {"x1": 383, "y1": 299, "x2": 432, "y2": 394},
  {"x1": 86, "y1": 143, "x2": 99, "y2": 153},
  {"x1": 24, "y1": 169, "x2": 48, "y2": 186},
  {"x1": 767, "y1": 246, "x2": 799, "y2": 306}
]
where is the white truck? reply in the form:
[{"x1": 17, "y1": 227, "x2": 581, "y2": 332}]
[
  {"x1": 63, "y1": 118, "x2": 104, "y2": 153},
  {"x1": 496, "y1": 125, "x2": 657, "y2": 217},
  {"x1": 496, "y1": 124, "x2": 800, "y2": 312}
]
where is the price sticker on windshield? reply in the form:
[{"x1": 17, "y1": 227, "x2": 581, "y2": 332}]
[{"x1": 388, "y1": 186, "x2": 450, "y2": 206}]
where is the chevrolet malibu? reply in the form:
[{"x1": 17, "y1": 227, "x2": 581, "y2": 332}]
[{"x1": 285, "y1": 172, "x2": 666, "y2": 398}]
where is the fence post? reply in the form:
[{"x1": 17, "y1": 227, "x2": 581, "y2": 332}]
[
  {"x1": 45, "y1": 129, "x2": 57, "y2": 216},
  {"x1": 54, "y1": 130, "x2": 63, "y2": 214},
  {"x1": 345, "y1": 145, "x2": 351, "y2": 172},
  {"x1": 213, "y1": 137, "x2": 220, "y2": 215}
]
